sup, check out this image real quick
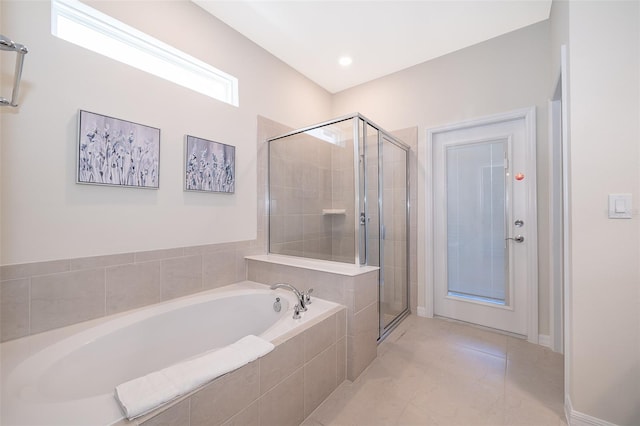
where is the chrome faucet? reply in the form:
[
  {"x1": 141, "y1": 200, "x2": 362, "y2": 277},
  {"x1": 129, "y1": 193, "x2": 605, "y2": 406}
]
[{"x1": 270, "y1": 283, "x2": 310, "y2": 313}]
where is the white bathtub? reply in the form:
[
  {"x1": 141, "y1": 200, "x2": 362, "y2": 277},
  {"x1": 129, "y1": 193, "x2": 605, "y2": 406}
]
[{"x1": 1, "y1": 281, "x2": 340, "y2": 426}]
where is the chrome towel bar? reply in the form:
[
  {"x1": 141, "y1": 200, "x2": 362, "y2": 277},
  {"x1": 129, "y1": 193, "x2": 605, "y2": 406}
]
[{"x1": 0, "y1": 34, "x2": 29, "y2": 108}]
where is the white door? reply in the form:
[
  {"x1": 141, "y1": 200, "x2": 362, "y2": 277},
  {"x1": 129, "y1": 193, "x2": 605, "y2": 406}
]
[{"x1": 431, "y1": 109, "x2": 537, "y2": 338}]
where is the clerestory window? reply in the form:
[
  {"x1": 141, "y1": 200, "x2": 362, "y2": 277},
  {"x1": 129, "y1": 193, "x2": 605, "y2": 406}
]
[{"x1": 51, "y1": 0, "x2": 239, "y2": 107}]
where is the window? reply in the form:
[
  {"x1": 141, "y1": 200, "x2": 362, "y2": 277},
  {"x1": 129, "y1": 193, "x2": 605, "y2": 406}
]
[{"x1": 51, "y1": 0, "x2": 239, "y2": 107}]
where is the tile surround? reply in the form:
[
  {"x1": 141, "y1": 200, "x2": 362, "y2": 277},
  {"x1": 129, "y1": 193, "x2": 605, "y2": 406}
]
[
  {"x1": 124, "y1": 309, "x2": 346, "y2": 426},
  {"x1": 221, "y1": 401, "x2": 259, "y2": 426},
  {"x1": 141, "y1": 399, "x2": 190, "y2": 426},
  {"x1": 30, "y1": 268, "x2": 105, "y2": 334},
  {"x1": 0, "y1": 278, "x2": 30, "y2": 341},
  {"x1": 246, "y1": 257, "x2": 379, "y2": 381},
  {"x1": 0, "y1": 259, "x2": 70, "y2": 281},
  {"x1": 259, "y1": 333, "x2": 304, "y2": 394},
  {"x1": 189, "y1": 360, "x2": 261, "y2": 426},
  {"x1": 304, "y1": 344, "x2": 338, "y2": 417},
  {"x1": 160, "y1": 255, "x2": 203, "y2": 300},
  {"x1": 258, "y1": 368, "x2": 305, "y2": 426},
  {"x1": 0, "y1": 242, "x2": 260, "y2": 342},
  {"x1": 106, "y1": 261, "x2": 161, "y2": 315}
]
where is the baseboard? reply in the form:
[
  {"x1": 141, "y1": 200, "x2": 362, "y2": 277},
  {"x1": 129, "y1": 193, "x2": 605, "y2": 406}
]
[
  {"x1": 416, "y1": 306, "x2": 428, "y2": 317},
  {"x1": 565, "y1": 395, "x2": 619, "y2": 426},
  {"x1": 538, "y1": 334, "x2": 551, "y2": 348}
]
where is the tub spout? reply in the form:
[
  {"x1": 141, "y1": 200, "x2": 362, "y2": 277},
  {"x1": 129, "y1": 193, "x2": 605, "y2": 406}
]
[{"x1": 270, "y1": 283, "x2": 307, "y2": 312}]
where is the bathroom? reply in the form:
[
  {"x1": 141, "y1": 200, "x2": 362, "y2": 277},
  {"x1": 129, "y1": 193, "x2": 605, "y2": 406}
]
[{"x1": 1, "y1": 1, "x2": 640, "y2": 426}]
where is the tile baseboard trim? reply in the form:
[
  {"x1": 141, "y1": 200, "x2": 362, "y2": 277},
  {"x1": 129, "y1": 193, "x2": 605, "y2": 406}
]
[
  {"x1": 566, "y1": 395, "x2": 620, "y2": 426},
  {"x1": 538, "y1": 334, "x2": 551, "y2": 348},
  {"x1": 416, "y1": 306, "x2": 428, "y2": 317}
]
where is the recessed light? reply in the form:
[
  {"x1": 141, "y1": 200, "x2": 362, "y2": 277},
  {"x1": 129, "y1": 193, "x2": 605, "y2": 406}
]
[{"x1": 339, "y1": 56, "x2": 352, "y2": 67}]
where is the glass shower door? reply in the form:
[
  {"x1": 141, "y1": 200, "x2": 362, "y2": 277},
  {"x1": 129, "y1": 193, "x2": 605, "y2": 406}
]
[{"x1": 379, "y1": 135, "x2": 409, "y2": 334}]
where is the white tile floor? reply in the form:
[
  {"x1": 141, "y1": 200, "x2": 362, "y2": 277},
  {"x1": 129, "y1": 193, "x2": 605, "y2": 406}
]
[{"x1": 303, "y1": 315, "x2": 566, "y2": 426}]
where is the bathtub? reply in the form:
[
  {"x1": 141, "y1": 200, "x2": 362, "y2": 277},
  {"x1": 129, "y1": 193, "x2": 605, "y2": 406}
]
[{"x1": 1, "y1": 281, "x2": 341, "y2": 426}]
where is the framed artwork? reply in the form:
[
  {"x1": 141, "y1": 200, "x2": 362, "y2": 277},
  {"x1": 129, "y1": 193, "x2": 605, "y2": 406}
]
[
  {"x1": 77, "y1": 110, "x2": 160, "y2": 189},
  {"x1": 184, "y1": 135, "x2": 235, "y2": 193}
]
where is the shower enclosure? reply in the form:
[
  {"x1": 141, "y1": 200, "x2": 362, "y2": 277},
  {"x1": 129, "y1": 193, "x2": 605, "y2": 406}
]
[{"x1": 267, "y1": 114, "x2": 410, "y2": 340}]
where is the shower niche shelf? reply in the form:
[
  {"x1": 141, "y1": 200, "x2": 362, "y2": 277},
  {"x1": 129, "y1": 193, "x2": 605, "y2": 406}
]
[{"x1": 322, "y1": 209, "x2": 346, "y2": 215}]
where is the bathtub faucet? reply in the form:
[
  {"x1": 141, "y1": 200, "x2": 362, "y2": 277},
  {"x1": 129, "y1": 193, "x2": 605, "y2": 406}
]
[{"x1": 270, "y1": 283, "x2": 308, "y2": 312}]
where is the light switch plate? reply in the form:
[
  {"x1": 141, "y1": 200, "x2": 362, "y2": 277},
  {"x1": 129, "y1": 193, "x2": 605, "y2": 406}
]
[{"x1": 608, "y1": 193, "x2": 632, "y2": 219}]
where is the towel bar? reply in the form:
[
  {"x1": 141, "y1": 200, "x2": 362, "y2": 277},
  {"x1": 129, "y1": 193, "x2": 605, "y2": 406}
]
[{"x1": 0, "y1": 34, "x2": 29, "y2": 108}]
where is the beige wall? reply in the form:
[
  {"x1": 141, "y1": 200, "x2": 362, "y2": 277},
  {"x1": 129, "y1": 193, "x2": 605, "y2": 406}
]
[
  {"x1": 332, "y1": 21, "x2": 553, "y2": 335},
  {"x1": 0, "y1": 0, "x2": 331, "y2": 265},
  {"x1": 563, "y1": 1, "x2": 640, "y2": 424}
]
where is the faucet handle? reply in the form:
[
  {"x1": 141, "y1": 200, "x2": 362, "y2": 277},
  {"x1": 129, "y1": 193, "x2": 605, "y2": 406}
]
[
  {"x1": 293, "y1": 304, "x2": 302, "y2": 319},
  {"x1": 303, "y1": 288, "x2": 313, "y2": 305}
]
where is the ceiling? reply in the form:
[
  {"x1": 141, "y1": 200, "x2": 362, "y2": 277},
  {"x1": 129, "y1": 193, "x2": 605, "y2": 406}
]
[{"x1": 193, "y1": 0, "x2": 552, "y2": 94}]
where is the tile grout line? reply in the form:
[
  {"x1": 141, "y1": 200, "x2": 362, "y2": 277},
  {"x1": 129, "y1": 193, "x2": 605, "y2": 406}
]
[
  {"x1": 27, "y1": 276, "x2": 32, "y2": 336},
  {"x1": 103, "y1": 268, "x2": 107, "y2": 317}
]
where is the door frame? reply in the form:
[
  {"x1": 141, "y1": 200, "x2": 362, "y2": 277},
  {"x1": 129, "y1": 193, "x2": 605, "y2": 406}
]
[{"x1": 424, "y1": 107, "x2": 539, "y2": 343}]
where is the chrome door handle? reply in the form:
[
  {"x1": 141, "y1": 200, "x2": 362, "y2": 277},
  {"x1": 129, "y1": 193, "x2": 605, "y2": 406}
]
[{"x1": 506, "y1": 235, "x2": 524, "y2": 243}]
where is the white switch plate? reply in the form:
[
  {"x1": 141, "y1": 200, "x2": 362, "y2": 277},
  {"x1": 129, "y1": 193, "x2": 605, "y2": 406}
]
[{"x1": 608, "y1": 193, "x2": 632, "y2": 219}]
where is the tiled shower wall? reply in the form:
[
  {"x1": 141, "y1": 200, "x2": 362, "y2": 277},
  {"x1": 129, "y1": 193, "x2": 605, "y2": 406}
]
[
  {"x1": 269, "y1": 133, "x2": 334, "y2": 260},
  {"x1": 391, "y1": 126, "x2": 418, "y2": 315},
  {"x1": 268, "y1": 129, "x2": 355, "y2": 263},
  {"x1": 381, "y1": 139, "x2": 410, "y2": 314},
  {"x1": 329, "y1": 139, "x2": 356, "y2": 263}
]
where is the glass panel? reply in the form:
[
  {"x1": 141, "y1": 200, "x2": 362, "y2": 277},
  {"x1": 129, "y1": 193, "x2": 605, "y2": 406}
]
[
  {"x1": 380, "y1": 137, "x2": 408, "y2": 329},
  {"x1": 446, "y1": 140, "x2": 506, "y2": 303},
  {"x1": 364, "y1": 123, "x2": 380, "y2": 268},
  {"x1": 357, "y1": 119, "x2": 366, "y2": 264},
  {"x1": 268, "y1": 118, "x2": 355, "y2": 263}
]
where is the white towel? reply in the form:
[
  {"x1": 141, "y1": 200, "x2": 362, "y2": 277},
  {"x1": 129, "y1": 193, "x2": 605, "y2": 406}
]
[{"x1": 114, "y1": 335, "x2": 274, "y2": 420}]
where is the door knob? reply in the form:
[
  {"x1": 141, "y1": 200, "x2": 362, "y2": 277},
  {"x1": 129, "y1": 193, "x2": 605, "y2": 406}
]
[{"x1": 506, "y1": 235, "x2": 525, "y2": 243}]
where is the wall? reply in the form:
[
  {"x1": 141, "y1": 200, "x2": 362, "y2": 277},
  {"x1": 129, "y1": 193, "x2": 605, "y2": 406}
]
[
  {"x1": 380, "y1": 138, "x2": 409, "y2": 315},
  {"x1": 564, "y1": 1, "x2": 640, "y2": 424},
  {"x1": 391, "y1": 126, "x2": 419, "y2": 315},
  {"x1": 330, "y1": 132, "x2": 356, "y2": 263},
  {"x1": 332, "y1": 21, "x2": 553, "y2": 335},
  {"x1": 548, "y1": 0, "x2": 572, "y2": 409},
  {"x1": 0, "y1": 0, "x2": 331, "y2": 266}
]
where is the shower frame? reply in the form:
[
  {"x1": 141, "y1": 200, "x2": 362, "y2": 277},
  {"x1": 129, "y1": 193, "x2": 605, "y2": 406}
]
[{"x1": 266, "y1": 113, "x2": 411, "y2": 340}]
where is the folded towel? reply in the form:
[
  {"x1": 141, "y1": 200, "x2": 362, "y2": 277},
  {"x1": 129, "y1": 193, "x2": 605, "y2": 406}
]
[{"x1": 114, "y1": 335, "x2": 274, "y2": 420}]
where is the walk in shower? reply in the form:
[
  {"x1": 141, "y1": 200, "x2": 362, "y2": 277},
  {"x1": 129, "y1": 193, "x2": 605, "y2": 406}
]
[{"x1": 267, "y1": 114, "x2": 410, "y2": 339}]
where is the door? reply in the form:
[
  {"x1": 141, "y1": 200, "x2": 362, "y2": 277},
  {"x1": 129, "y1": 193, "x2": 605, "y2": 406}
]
[
  {"x1": 379, "y1": 135, "x2": 409, "y2": 337},
  {"x1": 432, "y1": 111, "x2": 537, "y2": 337}
]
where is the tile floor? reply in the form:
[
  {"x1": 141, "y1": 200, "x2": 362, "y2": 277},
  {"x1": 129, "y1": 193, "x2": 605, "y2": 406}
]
[{"x1": 303, "y1": 315, "x2": 565, "y2": 426}]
